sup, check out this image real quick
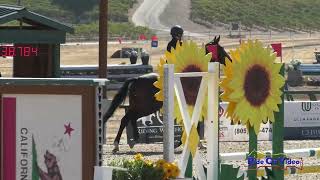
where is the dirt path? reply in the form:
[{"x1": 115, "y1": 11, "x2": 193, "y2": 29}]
[
  {"x1": 159, "y1": 0, "x2": 213, "y2": 32},
  {"x1": 131, "y1": 0, "x2": 223, "y2": 38},
  {"x1": 131, "y1": 0, "x2": 170, "y2": 30}
]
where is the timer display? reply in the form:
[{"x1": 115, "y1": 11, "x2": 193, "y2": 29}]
[{"x1": 0, "y1": 46, "x2": 38, "y2": 57}]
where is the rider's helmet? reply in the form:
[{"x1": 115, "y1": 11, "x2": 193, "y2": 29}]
[{"x1": 170, "y1": 25, "x2": 184, "y2": 38}]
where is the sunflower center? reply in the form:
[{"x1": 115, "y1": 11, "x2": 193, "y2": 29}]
[
  {"x1": 181, "y1": 64, "x2": 202, "y2": 106},
  {"x1": 244, "y1": 64, "x2": 270, "y2": 107}
]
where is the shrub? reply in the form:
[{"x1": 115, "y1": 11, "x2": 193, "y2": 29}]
[{"x1": 108, "y1": 153, "x2": 180, "y2": 180}]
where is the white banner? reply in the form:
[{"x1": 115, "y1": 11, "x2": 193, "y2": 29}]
[
  {"x1": 285, "y1": 101, "x2": 320, "y2": 127},
  {"x1": 3, "y1": 94, "x2": 82, "y2": 180},
  {"x1": 218, "y1": 102, "x2": 272, "y2": 141},
  {"x1": 218, "y1": 101, "x2": 320, "y2": 141}
]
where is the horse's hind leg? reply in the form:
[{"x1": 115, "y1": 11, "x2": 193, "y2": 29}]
[
  {"x1": 113, "y1": 111, "x2": 138, "y2": 153},
  {"x1": 131, "y1": 118, "x2": 139, "y2": 141},
  {"x1": 128, "y1": 117, "x2": 139, "y2": 149},
  {"x1": 113, "y1": 112, "x2": 132, "y2": 153}
]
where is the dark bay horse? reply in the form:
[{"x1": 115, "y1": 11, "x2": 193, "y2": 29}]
[{"x1": 104, "y1": 36, "x2": 231, "y2": 153}]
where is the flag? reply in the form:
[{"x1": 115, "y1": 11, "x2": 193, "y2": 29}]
[
  {"x1": 271, "y1": 43, "x2": 282, "y2": 57},
  {"x1": 151, "y1": 35, "x2": 158, "y2": 41},
  {"x1": 118, "y1": 37, "x2": 122, "y2": 44},
  {"x1": 207, "y1": 45, "x2": 218, "y2": 60},
  {"x1": 139, "y1": 34, "x2": 146, "y2": 40}
]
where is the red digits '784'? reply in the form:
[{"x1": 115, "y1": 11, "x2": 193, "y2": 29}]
[{"x1": 0, "y1": 46, "x2": 38, "y2": 57}]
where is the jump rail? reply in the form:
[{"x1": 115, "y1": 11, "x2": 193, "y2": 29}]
[
  {"x1": 298, "y1": 64, "x2": 320, "y2": 76},
  {"x1": 60, "y1": 64, "x2": 153, "y2": 90}
]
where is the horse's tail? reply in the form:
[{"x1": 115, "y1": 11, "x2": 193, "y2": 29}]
[{"x1": 103, "y1": 78, "x2": 136, "y2": 124}]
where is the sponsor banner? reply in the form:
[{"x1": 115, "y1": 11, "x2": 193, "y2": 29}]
[
  {"x1": 127, "y1": 101, "x2": 320, "y2": 143},
  {"x1": 126, "y1": 111, "x2": 195, "y2": 145},
  {"x1": 218, "y1": 102, "x2": 272, "y2": 141},
  {"x1": 2, "y1": 94, "x2": 82, "y2": 180},
  {"x1": 285, "y1": 101, "x2": 320, "y2": 127},
  {"x1": 284, "y1": 127, "x2": 320, "y2": 140},
  {"x1": 219, "y1": 101, "x2": 320, "y2": 141}
]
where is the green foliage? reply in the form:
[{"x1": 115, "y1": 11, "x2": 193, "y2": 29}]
[
  {"x1": 0, "y1": 0, "x2": 149, "y2": 38},
  {"x1": 191, "y1": 0, "x2": 320, "y2": 30},
  {"x1": 50, "y1": 0, "x2": 98, "y2": 21},
  {"x1": 219, "y1": 164, "x2": 244, "y2": 180},
  {"x1": 0, "y1": 0, "x2": 136, "y2": 24},
  {"x1": 109, "y1": 0, "x2": 137, "y2": 22},
  {"x1": 287, "y1": 59, "x2": 301, "y2": 71},
  {"x1": 0, "y1": 0, "x2": 74, "y2": 22},
  {"x1": 74, "y1": 22, "x2": 153, "y2": 38},
  {"x1": 108, "y1": 158, "x2": 164, "y2": 180}
]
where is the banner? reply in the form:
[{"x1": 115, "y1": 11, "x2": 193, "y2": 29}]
[
  {"x1": 2, "y1": 94, "x2": 82, "y2": 180},
  {"x1": 126, "y1": 101, "x2": 320, "y2": 144},
  {"x1": 218, "y1": 102, "x2": 272, "y2": 141},
  {"x1": 284, "y1": 101, "x2": 320, "y2": 140}
]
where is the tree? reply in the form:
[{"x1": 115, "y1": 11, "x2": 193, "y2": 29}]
[{"x1": 50, "y1": 0, "x2": 99, "y2": 23}]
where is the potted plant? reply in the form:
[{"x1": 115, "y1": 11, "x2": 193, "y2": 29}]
[
  {"x1": 141, "y1": 51, "x2": 150, "y2": 65},
  {"x1": 130, "y1": 50, "x2": 138, "y2": 64},
  {"x1": 109, "y1": 153, "x2": 180, "y2": 180}
]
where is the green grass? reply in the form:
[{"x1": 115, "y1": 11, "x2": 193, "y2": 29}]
[
  {"x1": 75, "y1": 21, "x2": 153, "y2": 38},
  {"x1": 191, "y1": 0, "x2": 320, "y2": 30},
  {"x1": 0, "y1": 0, "x2": 153, "y2": 38}
]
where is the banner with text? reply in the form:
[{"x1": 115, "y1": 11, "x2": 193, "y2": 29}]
[
  {"x1": 2, "y1": 94, "x2": 82, "y2": 180},
  {"x1": 127, "y1": 101, "x2": 320, "y2": 144}
]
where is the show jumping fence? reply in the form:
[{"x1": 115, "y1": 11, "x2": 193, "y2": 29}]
[
  {"x1": 163, "y1": 62, "x2": 220, "y2": 180},
  {"x1": 162, "y1": 63, "x2": 320, "y2": 180}
]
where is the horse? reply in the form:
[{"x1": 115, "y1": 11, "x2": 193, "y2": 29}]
[{"x1": 104, "y1": 36, "x2": 232, "y2": 153}]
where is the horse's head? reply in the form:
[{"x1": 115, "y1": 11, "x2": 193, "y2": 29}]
[{"x1": 205, "y1": 36, "x2": 232, "y2": 65}]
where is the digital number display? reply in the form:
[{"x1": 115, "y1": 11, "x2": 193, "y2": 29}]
[{"x1": 0, "y1": 46, "x2": 38, "y2": 57}]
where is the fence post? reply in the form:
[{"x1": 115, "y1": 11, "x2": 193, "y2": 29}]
[
  {"x1": 272, "y1": 64, "x2": 285, "y2": 180},
  {"x1": 207, "y1": 62, "x2": 220, "y2": 180},
  {"x1": 163, "y1": 64, "x2": 175, "y2": 162},
  {"x1": 248, "y1": 127, "x2": 257, "y2": 180}
]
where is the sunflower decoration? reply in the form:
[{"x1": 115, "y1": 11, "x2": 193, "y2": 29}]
[
  {"x1": 153, "y1": 40, "x2": 212, "y2": 125},
  {"x1": 220, "y1": 40, "x2": 285, "y2": 134}
]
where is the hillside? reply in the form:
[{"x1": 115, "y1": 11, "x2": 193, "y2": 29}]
[
  {"x1": 191, "y1": 0, "x2": 320, "y2": 31},
  {"x1": 0, "y1": 0, "x2": 152, "y2": 39}
]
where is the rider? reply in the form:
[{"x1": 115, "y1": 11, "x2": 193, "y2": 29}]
[
  {"x1": 167, "y1": 25, "x2": 184, "y2": 52},
  {"x1": 166, "y1": 25, "x2": 184, "y2": 148}
]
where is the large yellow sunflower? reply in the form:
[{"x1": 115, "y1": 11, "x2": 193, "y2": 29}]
[
  {"x1": 154, "y1": 40, "x2": 211, "y2": 125},
  {"x1": 220, "y1": 40, "x2": 285, "y2": 134}
]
